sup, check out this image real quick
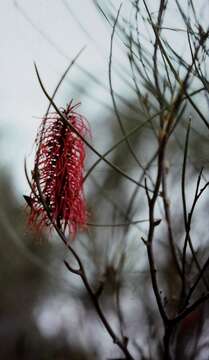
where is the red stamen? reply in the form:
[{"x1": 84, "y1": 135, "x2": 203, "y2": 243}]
[{"x1": 27, "y1": 102, "x2": 90, "y2": 239}]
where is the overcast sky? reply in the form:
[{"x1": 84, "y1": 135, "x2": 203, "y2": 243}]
[
  {"x1": 1, "y1": 0, "x2": 207, "y2": 198},
  {"x1": 1, "y1": 0, "x2": 124, "y2": 197}
]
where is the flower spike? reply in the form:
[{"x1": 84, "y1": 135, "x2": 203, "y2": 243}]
[{"x1": 27, "y1": 101, "x2": 90, "y2": 239}]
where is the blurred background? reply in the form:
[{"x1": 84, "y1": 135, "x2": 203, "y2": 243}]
[{"x1": 1, "y1": 1, "x2": 209, "y2": 359}]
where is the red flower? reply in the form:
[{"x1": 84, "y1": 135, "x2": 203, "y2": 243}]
[{"x1": 27, "y1": 101, "x2": 90, "y2": 239}]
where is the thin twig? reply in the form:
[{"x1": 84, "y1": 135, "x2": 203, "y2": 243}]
[{"x1": 34, "y1": 63, "x2": 155, "y2": 194}]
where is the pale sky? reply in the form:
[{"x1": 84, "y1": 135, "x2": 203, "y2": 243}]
[
  {"x1": 1, "y1": 0, "x2": 207, "y2": 198},
  {"x1": 0, "y1": 0, "x2": 124, "y2": 197}
]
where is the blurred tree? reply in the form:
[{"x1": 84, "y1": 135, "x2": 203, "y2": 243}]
[
  {"x1": 9, "y1": 0, "x2": 209, "y2": 359},
  {"x1": 0, "y1": 170, "x2": 99, "y2": 359}
]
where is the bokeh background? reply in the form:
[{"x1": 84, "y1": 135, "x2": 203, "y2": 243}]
[
  {"x1": 1, "y1": 1, "x2": 137, "y2": 358},
  {"x1": 1, "y1": 1, "x2": 209, "y2": 359}
]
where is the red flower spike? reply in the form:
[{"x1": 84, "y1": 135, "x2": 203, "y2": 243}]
[{"x1": 28, "y1": 101, "x2": 90, "y2": 239}]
